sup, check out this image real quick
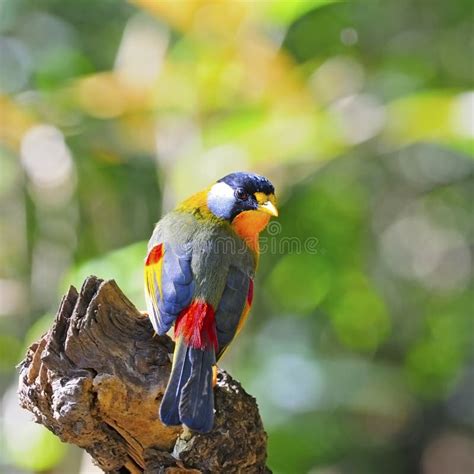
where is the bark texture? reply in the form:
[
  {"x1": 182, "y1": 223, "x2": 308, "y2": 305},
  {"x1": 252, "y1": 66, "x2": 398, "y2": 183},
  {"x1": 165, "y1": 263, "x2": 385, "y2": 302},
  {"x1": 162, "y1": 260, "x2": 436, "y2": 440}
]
[{"x1": 18, "y1": 276, "x2": 269, "y2": 473}]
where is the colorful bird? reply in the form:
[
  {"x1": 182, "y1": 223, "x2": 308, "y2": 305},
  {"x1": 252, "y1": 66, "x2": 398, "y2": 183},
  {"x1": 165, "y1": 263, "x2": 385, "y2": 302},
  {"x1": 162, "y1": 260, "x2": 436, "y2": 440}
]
[{"x1": 144, "y1": 172, "x2": 278, "y2": 433}]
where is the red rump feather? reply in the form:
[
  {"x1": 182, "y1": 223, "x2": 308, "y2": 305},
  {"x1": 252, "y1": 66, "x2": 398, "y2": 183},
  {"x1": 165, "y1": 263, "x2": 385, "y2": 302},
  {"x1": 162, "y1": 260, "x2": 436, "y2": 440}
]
[
  {"x1": 175, "y1": 301, "x2": 218, "y2": 351},
  {"x1": 146, "y1": 243, "x2": 163, "y2": 265}
]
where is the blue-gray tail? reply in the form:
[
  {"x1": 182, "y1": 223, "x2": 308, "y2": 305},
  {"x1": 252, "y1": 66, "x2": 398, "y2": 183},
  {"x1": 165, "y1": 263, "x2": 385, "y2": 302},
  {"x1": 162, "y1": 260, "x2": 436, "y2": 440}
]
[{"x1": 159, "y1": 337, "x2": 215, "y2": 433}]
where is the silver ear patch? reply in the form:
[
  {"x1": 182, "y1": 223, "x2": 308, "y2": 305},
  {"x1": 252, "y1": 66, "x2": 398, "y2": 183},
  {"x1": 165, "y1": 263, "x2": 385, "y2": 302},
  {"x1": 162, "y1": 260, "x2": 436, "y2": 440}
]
[{"x1": 207, "y1": 182, "x2": 235, "y2": 219}]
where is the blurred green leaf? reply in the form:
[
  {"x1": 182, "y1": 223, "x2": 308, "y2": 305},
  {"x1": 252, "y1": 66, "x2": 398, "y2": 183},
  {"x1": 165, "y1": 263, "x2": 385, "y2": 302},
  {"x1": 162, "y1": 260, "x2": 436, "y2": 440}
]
[
  {"x1": 328, "y1": 274, "x2": 391, "y2": 352},
  {"x1": 0, "y1": 335, "x2": 22, "y2": 372},
  {"x1": 64, "y1": 241, "x2": 147, "y2": 308},
  {"x1": 441, "y1": 138, "x2": 474, "y2": 157},
  {"x1": 405, "y1": 309, "x2": 471, "y2": 398},
  {"x1": 268, "y1": 413, "x2": 356, "y2": 473},
  {"x1": 24, "y1": 313, "x2": 54, "y2": 348},
  {"x1": 7, "y1": 422, "x2": 67, "y2": 471},
  {"x1": 268, "y1": 254, "x2": 332, "y2": 314},
  {"x1": 35, "y1": 48, "x2": 94, "y2": 89},
  {"x1": 3, "y1": 385, "x2": 67, "y2": 471},
  {"x1": 264, "y1": 0, "x2": 339, "y2": 26}
]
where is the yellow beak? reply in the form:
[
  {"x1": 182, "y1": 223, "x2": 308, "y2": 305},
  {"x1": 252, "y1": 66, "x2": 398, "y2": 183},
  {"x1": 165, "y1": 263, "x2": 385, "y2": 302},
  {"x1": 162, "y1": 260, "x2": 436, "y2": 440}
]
[{"x1": 258, "y1": 200, "x2": 279, "y2": 217}]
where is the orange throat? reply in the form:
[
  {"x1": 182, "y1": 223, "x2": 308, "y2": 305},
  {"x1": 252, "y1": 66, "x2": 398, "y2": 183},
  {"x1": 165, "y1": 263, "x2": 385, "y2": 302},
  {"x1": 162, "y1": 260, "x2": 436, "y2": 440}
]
[{"x1": 231, "y1": 210, "x2": 271, "y2": 253}]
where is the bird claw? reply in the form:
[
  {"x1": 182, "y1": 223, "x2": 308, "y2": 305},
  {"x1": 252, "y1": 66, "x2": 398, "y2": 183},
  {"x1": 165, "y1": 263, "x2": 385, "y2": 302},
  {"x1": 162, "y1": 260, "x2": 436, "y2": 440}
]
[{"x1": 212, "y1": 365, "x2": 218, "y2": 387}]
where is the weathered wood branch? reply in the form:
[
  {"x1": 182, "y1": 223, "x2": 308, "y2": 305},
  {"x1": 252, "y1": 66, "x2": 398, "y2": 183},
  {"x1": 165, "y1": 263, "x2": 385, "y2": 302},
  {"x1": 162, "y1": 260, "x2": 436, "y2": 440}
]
[{"x1": 18, "y1": 276, "x2": 269, "y2": 473}]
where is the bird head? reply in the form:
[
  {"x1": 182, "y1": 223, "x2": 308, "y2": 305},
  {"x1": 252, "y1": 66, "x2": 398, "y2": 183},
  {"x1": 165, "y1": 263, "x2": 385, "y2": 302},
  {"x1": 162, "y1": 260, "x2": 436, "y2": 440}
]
[{"x1": 207, "y1": 172, "x2": 278, "y2": 222}]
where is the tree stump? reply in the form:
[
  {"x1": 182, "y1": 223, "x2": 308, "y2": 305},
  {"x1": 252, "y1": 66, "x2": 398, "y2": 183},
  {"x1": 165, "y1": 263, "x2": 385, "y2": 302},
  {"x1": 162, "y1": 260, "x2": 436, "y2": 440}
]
[{"x1": 18, "y1": 276, "x2": 269, "y2": 473}]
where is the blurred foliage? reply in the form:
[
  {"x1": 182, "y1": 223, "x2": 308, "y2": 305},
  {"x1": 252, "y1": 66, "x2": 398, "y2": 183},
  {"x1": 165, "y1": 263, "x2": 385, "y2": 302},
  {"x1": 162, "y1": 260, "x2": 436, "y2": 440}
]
[{"x1": 0, "y1": 0, "x2": 473, "y2": 473}]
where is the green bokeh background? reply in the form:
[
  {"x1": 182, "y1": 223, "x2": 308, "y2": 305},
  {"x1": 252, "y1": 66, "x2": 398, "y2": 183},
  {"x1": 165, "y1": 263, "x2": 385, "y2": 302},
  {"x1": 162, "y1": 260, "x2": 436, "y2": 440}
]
[{"x1": 0, "y1": 1, "x2": 473, "y2": 473}]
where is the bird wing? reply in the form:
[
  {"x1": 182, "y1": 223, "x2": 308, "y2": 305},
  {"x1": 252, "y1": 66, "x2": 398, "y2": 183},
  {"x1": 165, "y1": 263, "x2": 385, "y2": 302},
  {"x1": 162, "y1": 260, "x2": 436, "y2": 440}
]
[
  {"x1": 215, "y1": 266, "x2": 254, "y2": 361},
  {"x1": 144, "y1": 239, "x2": 195, "y2": 335}
]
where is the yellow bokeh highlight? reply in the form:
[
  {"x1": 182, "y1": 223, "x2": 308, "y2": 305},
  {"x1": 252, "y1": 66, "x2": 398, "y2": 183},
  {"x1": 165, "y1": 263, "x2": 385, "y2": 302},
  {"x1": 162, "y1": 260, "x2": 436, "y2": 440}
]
[{"x1": 0, "y1": 96, "x2": 36, "y2": 151}]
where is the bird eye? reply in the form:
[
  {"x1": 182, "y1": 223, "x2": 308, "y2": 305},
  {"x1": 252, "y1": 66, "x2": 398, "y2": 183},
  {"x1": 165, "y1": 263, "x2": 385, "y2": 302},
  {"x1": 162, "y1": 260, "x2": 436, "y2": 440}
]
[{"x1": 235, "y1": 188, "x2": 248, "y2": 201}]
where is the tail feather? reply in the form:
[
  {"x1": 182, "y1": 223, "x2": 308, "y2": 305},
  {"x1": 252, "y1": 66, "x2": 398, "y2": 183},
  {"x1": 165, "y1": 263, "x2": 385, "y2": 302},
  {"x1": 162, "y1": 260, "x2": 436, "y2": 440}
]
[
  {"x1": 159, "y1": 338, "x2": 191, "y2": 426},
  {"x1": 179, "y1": 347, "x2": 215, "y2": 433},
  {"x1": 159, "y1": 337, "x2": 215, "y2": 433}
]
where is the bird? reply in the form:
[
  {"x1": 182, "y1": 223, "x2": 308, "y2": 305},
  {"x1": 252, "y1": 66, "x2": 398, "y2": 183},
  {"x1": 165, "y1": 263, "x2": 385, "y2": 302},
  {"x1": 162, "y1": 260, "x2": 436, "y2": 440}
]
[{"x1": 144, "y1": 172, "x2": 278, "y2": 433}]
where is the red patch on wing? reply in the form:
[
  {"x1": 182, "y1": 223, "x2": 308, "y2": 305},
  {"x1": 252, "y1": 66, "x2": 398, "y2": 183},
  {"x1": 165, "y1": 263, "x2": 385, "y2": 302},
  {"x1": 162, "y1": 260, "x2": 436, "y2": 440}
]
[
  {"x1": 175, "y1": 300, "x2": 217, "y2": 350},
  {"x1": 247, "y1": 279, "x2": 254, "y2": 306},
  {"x1": 146, "y1": 244, "x2": 163, "y2": 265}
]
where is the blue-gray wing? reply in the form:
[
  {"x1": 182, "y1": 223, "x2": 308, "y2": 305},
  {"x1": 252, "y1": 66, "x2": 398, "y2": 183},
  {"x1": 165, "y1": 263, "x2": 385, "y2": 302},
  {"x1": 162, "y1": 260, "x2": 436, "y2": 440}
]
[
  {"x1": 144, "y1": 241, "x2": 195, "y2": 335},
  {"x1": 215, "y1": 266, "x2": 251, "y2": 360}
]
